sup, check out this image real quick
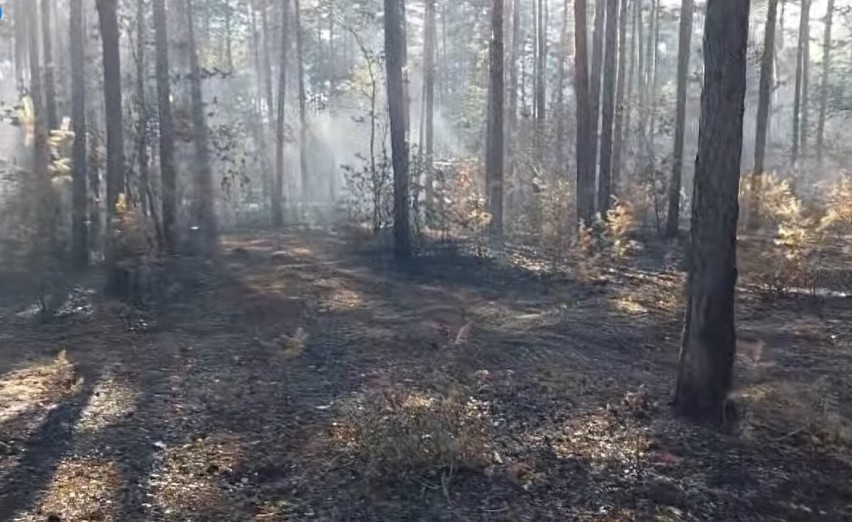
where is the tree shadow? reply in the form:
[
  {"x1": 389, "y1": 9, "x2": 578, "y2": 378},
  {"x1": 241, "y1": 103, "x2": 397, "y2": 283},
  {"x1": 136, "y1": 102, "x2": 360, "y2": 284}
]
[{"x1": 0, "y1": 366, "x2": 97, "y2": 520}]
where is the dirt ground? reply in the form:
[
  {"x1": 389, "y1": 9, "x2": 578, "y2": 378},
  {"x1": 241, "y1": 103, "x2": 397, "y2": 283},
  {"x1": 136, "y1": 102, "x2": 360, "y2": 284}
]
[{"x1": 0, "y1": 228, "x2": 850, "y2": 521}]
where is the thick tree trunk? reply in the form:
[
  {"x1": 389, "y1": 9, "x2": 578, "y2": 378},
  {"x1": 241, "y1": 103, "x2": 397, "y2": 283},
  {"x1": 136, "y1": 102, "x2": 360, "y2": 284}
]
[
  {"x1": 384, "y1": 0, "x2": 412, "y2": 258},
  {"x1": 41, "y1": 0, "x2": 59, "y2": 130},
  {"x1": 184, "y1": 0, "x2": 218, "y2": 253},
  {"x1": 665, "y1": 0, "x2": 694, "y2": 237},
  {"x1": 71, "y1": 0, "x2": 88, "y2": 268},
  {"x1": 272, "y1": 0, "x2": 290, "y2": 227},
  {"x1": 423, "y1": 0, "x2": 436, "y2": 210},
  {"x1": 611, "y1": 0, "x2": 629, "y2": 195},
  {"x1": 816, "y1": 0, "x2": 834, "y2": 167},
  {"x1": 295, "y1": 0, "x2": 309, "y2": 203},
  {"x1": 95, "y1": 0, "x2": 126, "y2": 295},
  {"x1": 750, "y1": 0, "x2": 779, "y2": 230},
  {"x1": 598, "y1": 0, "x2": 619, "y2": 215},
  {"x1": 486, "y1": 0, "x2": 505, "y2": 246},
  {"x1": 575, "y1": 0, "x2": 595, "y2": 225},
  {"x1": 153, "y1": 0, "x2": 177, "y2": 253},
  {"x1": 590, "y1": 0, "x2": 607, "y2": 191},
  {"x1": 675, "y1": 0, "x2": 750, "y2": 425},
  {"x1": 791, "y1": 0, "x2": 810, "y2": 166}
]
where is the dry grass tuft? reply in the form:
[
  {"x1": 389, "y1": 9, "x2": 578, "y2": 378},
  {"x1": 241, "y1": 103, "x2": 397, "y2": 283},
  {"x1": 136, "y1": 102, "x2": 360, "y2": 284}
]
[{"x1": 328, "y1": 383, "x2": 494, "y2": 485}]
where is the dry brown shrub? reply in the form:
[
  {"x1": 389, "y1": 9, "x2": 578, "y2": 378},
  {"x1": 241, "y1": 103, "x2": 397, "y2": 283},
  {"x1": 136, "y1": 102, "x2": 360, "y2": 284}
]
[
  {"x1": 604, "y1": 199, "x2": 638, "y2": 260},
  {"x1": 332, "y1": 383, "x2": 493, "y2": 484},
  {"x1": 739, "y1": 173, "x2": 823, "y2": 294}
]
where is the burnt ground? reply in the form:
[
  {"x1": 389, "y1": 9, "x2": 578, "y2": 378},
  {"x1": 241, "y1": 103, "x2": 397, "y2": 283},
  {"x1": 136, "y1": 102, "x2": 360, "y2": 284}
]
[{"x1": 0, "y1": 228, "x2": 850, "y2": 521}]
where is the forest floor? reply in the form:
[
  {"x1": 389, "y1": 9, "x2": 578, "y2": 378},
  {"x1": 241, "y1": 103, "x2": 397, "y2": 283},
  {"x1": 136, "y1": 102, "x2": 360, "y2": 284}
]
[{"x1": 0, "y1": 227, "x2": 850, "y2": 521}]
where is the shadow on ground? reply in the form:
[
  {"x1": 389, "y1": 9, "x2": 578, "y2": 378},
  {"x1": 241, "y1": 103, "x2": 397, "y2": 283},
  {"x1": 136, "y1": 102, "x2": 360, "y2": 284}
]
[{"x1": 0, "y1": 228, "x2": 848, "y2": 521}]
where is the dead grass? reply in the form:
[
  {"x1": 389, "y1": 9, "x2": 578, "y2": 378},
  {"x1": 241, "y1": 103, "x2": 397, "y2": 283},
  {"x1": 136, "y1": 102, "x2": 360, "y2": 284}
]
[
  {"x1": 18, "y1": 457, "x2": 122, "y2": 522},
  {"x1": 326, "y1": 382, "x2": 494, "y2": 485}
]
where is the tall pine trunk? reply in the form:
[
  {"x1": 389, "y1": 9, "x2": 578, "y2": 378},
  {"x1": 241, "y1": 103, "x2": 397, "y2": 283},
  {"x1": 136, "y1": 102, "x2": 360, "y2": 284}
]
[
  {"x1": 71, "y1": 0, "x2": 88, "y2": 268},
  {"x1": 750, "y1": 0, "x2": 779, "y2": 230},
  {"x1": 272, "y1": 0, "x2": 290, "y2": 227},
  {"x1": 507, "y1": 0, "x2": 521, "y2": 189},
  {"x1": 675, "y1": 0, "x2": 750, "y2": 424},
  {"x1": 666, "y1": 0, "x2": 694, "y2": 237},
  {"x1": 646, "y1": 0, "x2": 659, "y2": 143},
  {"x1": 41, "y1": 0, "x2": 59, "y2": 130},
  {"x1": 423, "y1": 0, "x2": 436, "y2": 211},
  {"x1": 555, "y1": 0, "x2": 571, "y2": 174},
  {"x1": 791, "y1": 0, "x2": 810, "y2": 166},
  {"x1": 622, "y1": 0, "x2": 639, "y2": 179},
  {"x1": 486, "y1": 0, "x2": 505, "y2": 246},
  {"x1": 95, "y1": 0, "x2": 126, "y2": 295},
  {"x1": 575, "y1": 0, "x2": 595, "y2": 225},
  {"x1": 136, "y1": 0, "x2": 150, "y2": 218},
  {"x1": 590, "y1": 0, "x2": 607, "y2": 191},
  {"x1": 384, "y1": 0, "x2": 412, "y2": 258},
  {"x1": 535, "y1": 0, "x2": 546, "y2": 158},
  {"x1": 611, "y1": 0, "x2": 629, "y2": 195},
  {"x1": 14, "y1": 0, "x2": 28, "y2": 88},
  {"x1": 816, "y1": 0, "x2": 834, "y2": 167},
  {"x1": 801, "y1": 3, "x2": 811, "y2": 162},
  {"x1": 295, "y1": 0, "x2": 309, "y2": 203},
  {"x1": 26, "y1": 2, "x2": 50, "y2": 173},
  {"x1": 184, "y1": 0, "x2": 218, "y2": 253},
  {"x1": 153, "y1": 0, "x2": 176, "y2": 253},
  {"x1": 598, "y1": 0, "x2": 619, "y2": 215}
]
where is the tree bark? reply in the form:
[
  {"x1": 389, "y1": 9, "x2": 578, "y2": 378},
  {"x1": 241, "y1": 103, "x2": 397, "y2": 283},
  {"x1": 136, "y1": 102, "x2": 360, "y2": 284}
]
[
  {"x1": 750, "y1": 0, "x2": 779, "y2": 230},
  {"x1": 384, "y1": 0, "x2": 412, "y2": 258},
  {"x1": 622, "y1": 0, "x2": 639, "y2": 179},
  {"x1": 272, "y1": 0, "x2": 290, "y2": 227},
  {"x1": 295, "y1": 0, "x2": 309, "y2": 203},
  {"x1": 598, "y1": 0, "x2": 619, "y2": 215},
  {"x1": 791, "y1": 0, "x2": 810, "y2": 166},
  {"x1": 14, "y1": 0, "x2": 28, "y2": 88},
  {"x1": 95, "y1": 0, "x2": 126, "y2": 295},
  {"x1": 153, "y1": 0, "x2": 177, "y2": 253},
  {"x1": 400, "y1": 0, "x2": 411, "y2": 139},
  {"x1": 507, "y1": 0, "x2": 521, "y2": 189},
  {"x1": 675, "y1": 0, "x2": 750, "y2": 424},
  {"x1": 555, "y1": 0, "x2": 572, "y2": 174},
  {"x1": 611, "y1": 0, "x2": 629, "y2": 195},
  {"x1": 225, "y1": 4, "x2": 234, "y2": 70},
  {"x1": 183, "y1": 0, "x2": 218, "y2": 253},
  {"x1": 41, "y1": 0, "x2": 59, "y2": 130},
  {"x1": 646, "y1": 0, "x2": 660, "y2": 142},
  {"x1": 423, "y1": 0, "x2": 436, "y2": 211},
  {"x1": 816, "y1": 0, "x2": 834, "y2": 167},
  {"x1": 136, "y1": 0, "x2": 150, "y2": 217},
  {"x1": 71, "y1": 0, "x2": 88, "y2": 268},
  {"x1": 486, "y1": 0, "x2": 505, "y2": 246},
  {"x1": 801, "y1": 2, "x2": 811, "y2": 162},
  {"x1": 535, "y1": 0, "x2": 546, "y2": 158},
  {"x1": 590, "y1": 0, "x2": 607, "y2": 192},
  {"x1": 665, "y1": 0, "x2": 694, "y2": 237},
  {"x1": 575, "y1": 0, "x2": 595, "y2": 225}
]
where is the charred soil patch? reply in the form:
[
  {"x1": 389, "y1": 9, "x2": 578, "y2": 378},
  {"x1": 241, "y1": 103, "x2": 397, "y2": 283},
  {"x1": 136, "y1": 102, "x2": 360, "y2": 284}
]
[{"x1": 0, "y1": 228, "x2": 849, "y2": 521}]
